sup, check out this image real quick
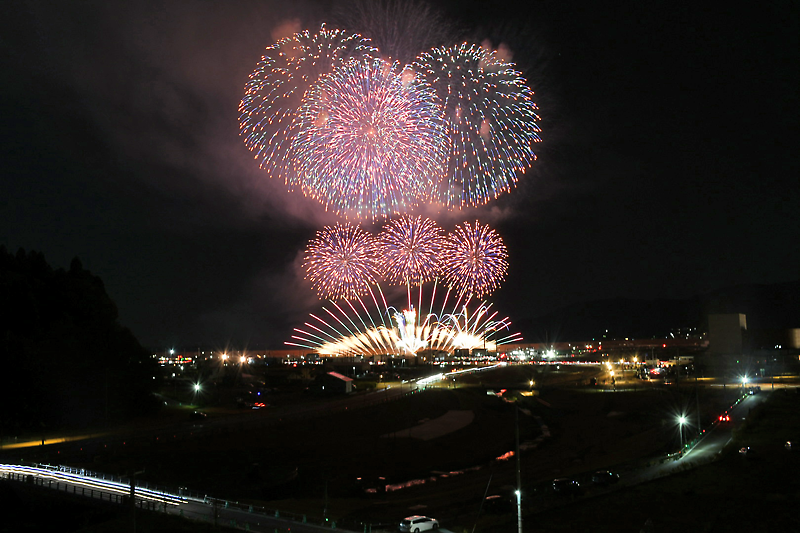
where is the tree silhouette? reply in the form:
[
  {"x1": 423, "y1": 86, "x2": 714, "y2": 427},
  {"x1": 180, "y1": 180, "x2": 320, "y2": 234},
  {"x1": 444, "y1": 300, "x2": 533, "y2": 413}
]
[{"x1": 0, "y1": 246, "x2": 159, "y2": 434}]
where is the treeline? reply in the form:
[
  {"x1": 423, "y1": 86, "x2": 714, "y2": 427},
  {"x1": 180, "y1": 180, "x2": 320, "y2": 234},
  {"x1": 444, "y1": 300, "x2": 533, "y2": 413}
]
[{"x1": 0, "y1": 247, "x2": 159, "y2": 435}]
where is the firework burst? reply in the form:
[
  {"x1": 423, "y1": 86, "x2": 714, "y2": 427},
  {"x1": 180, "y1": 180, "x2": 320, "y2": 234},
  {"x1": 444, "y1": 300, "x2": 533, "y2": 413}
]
[
  {"x1": 441, "y1": 220, "x2": 508, "y2": 299},
  {"x1": 239, "y1": 24, "x2": 377, "y2": 185},
  {"x1": 303, "y1": 223, "x2": 381, "y2": 300},
  {"x1": 412, "y1": 43, "x2": 542, "y2": 209},
  {"x1": 377, "y1": 215, "x2": 445, "y2": 287},
  {"x1": 292, "y1": 57, "x2": 449, "y2": 220}
]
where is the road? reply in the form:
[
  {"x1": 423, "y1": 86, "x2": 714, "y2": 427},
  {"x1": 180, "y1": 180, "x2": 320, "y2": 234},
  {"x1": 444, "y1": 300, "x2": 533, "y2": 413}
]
[{"x1": 539, "y1": 388, "x2": 771, "y2": 508}]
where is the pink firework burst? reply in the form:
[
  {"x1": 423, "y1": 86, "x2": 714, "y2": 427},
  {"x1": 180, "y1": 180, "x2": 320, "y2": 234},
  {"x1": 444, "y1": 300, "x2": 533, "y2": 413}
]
[
  {"x1": 291, "y1": 57, "x2": 448, "y2": 220},
  {"x1": 303, "y1": 223, "x2": 381, "y2": 300},
  {"x1": 378, "y1": 215, "x2": 445, "y2": 286},
  {"x1": 441, "y1": 220, "x2": 508, "y2": 299},
  {"x1": 239, "y1": 24, "x2": 377, "y2": 185}
]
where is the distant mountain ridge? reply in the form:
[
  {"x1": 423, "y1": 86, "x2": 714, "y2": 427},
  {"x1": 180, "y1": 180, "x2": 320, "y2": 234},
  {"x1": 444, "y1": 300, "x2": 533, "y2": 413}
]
[{"x1": 518, "y1": 279, "x2": 800, "y2": 343}]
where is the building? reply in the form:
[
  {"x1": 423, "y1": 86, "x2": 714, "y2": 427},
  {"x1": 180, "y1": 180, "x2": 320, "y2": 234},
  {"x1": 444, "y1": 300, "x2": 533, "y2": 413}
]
[
  {"x1": 319, "y1": 372, "x2": 353, "y2": 394},
  {"x1": 707, "y1": 313, "x2": 747, "y2": 356}
]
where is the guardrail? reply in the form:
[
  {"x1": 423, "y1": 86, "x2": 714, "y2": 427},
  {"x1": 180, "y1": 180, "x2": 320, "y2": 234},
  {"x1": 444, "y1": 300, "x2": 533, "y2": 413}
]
[
  {"x1": 1, "y1": 462, "x2": 370, "y2": 531},
  {"x1": 0, "y1": 463, "x2": 184, "y2": 508}
]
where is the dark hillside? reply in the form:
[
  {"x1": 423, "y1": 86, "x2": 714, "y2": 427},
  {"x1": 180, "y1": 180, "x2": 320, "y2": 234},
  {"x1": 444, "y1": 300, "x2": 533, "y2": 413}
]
[
  {"x1": 520, "y1": 280, "x2": 800, "y2": 342},
  {"x1": 0, "y1": 247, "x2": 159, "y2": 434}
]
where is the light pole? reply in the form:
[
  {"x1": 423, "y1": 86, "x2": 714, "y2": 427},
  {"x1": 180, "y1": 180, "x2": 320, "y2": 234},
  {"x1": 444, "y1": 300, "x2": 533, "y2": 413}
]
[
  {"x1": 484, "y1": 322, "x2": 496, "y2": 356},
  {"x1": 678, "y1": 416, "x2": 687, "y2": 454},
  {"x1": 515, "y1": 406, "x2": 522, "y2": 533},
  {"x1": 193, "y1": 382, "x2": 201, "y2": 405}
]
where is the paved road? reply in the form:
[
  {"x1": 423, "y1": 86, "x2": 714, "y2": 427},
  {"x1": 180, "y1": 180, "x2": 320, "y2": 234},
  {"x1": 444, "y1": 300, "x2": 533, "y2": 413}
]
[{"x1": 538, "y1": 388, "x2": 772, "y2": 510}]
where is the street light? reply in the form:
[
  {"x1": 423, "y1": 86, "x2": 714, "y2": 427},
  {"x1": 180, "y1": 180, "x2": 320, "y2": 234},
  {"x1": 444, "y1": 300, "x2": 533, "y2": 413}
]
[
  {"x1": 678, "y1": 416, "x2": 687, "y2": 453},
  {"x1": 192, "y1": 382, "x2": 202, "y2": 404}
]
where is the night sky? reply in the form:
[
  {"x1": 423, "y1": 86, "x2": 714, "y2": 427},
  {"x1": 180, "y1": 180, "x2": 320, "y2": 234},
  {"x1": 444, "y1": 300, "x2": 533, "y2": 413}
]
[{"x1": 2, "y1": 0, "x2": 798, "y2": 349}]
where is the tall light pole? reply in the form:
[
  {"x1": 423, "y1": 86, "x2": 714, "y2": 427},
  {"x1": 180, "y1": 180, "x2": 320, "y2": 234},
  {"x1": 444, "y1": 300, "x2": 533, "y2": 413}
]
[
  {"x1": 515, "y1": 405, "x2": 522, "y2": 533},
  {"x1": 678, "y1": 416, "x2": 687, "y2": 454},
  {"x1": 484, "y1": 322, "x2": 496, "y2": 355}
]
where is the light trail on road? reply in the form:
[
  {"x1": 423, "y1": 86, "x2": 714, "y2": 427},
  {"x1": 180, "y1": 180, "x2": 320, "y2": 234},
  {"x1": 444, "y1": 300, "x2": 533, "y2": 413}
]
[{"x1": 0, "y1": 464, "x2": 185, "y2": 505}]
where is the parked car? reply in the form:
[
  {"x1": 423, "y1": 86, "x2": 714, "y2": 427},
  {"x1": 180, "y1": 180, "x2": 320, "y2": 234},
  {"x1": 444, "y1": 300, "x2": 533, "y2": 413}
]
[
  {"x1": 484, "y1": 493, "x2": 515, "y2": 514},
  {"x1": 552, "y1": 478, "x2": 580, "y2": 494},
  {"x1": 399, "y1": 515, "x2": 439, "y2": 532},
  {"x1": 591, "y1": 470, "x2": 620, "y2": 485}
]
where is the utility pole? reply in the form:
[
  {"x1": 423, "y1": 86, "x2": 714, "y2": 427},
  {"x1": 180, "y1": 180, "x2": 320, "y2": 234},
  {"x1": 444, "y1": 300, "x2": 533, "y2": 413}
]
[
  {"x1": 695, "y1": 372, "x2": 701, "y2": 436},
  {"x1": 130, "y1": 469, "x2": 145, "y2": 533},
  {"x1": 515, "y1": 405, "x2": 522, "y2": 533}
]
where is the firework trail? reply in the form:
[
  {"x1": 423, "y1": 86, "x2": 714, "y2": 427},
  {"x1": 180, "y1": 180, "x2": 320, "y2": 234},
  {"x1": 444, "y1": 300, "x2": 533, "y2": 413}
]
[
  {"x1": 440, "y1": 302, "x2": 522, "y2": 351},
  {"x1": 239, "y1": 24, "x2": 377, "y2": 185},
  {"x1": 292, "y1": 57, "x2": 449, "y2": 220},
  {"x1": 412, "y1": 43, "x2": 542, "y2": 209},
  {"x1": 377, "y1": 215, "x2": 445, "y2": 287},
  {"x1": 303, "y1": 222, "x2": 381, "y2": 300},
  {"x1": 441, "y1": 220, "x2": 508, "y2": 299}
]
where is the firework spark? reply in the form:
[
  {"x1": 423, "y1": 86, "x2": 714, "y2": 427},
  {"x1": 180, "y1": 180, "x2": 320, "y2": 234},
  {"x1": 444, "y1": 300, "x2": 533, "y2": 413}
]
[
  {"x1": 441, "y1": 220, "x2": 508, "y2": 299},
  {"x1": 412, "y1": 43, "x2": 542, "y2": 209},
  {"x1": 239, "y1": 24, "x2": 377, "y2": 185},
  {"x1": 292, "y1": 57, "x2": 448, "y2": 220},
  {"x1": 377, "y1": 215, "x2": 445, "y2": 287},
  {"x1": 303, "y1": 223, "x2": 381, "y2": 300}
]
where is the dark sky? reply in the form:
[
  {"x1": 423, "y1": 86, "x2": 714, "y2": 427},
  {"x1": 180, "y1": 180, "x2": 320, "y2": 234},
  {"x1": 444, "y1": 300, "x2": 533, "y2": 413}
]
[{"x1": 2, "y1": 0, "x2": 798, "y2": 349}]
